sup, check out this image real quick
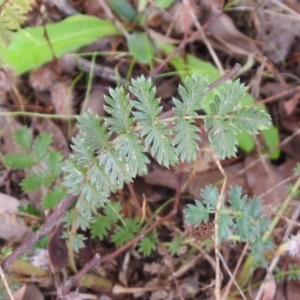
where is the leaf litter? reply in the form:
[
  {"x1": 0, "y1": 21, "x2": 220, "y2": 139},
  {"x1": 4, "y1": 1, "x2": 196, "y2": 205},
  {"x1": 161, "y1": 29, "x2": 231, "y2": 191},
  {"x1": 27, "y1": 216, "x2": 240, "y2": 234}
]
[{"x1": 0, "y1": 0, "x2": 300, "y2": 299}]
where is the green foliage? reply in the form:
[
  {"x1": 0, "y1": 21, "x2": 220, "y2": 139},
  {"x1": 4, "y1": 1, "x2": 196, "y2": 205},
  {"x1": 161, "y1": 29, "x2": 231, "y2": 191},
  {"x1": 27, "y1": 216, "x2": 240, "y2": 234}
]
[
  {"x1": 2, "y1": 15, "x2": 119, "y2": 75},
  {"x1": 3, "y1": 127, "x2": 65, "y2": 209},
  {"x1": 156, "y1": 40, "x2": 280, "y2": 159},
  {"x1": 167, "y1": 234, "x2": 186, "y2": 256},
  {"x1": 138, "y1": 230, "x2": 158, "y2": 257},
  {"x1": 127, "y1": 31, "x2": 155, "y2": 64},
  {"x1": 0, "y1": 0, "x2": 34, "y2": 46},
  {"x1": 62, "y1": 74, "x2": 271, "y2": 253},
  {"x1": 19, "y1": 204, "x2": 41, "y2": 217},
  {"x1": 184, "y1": 185, "x2": 272, "y2": 257},
  {"x1": 130, "y1": 76, "x2": 178, "y2": 167},
  {"x1": 204, "y1": 81, "x2": 271, "y2": 159},
  {"x1": 111, "y1": 218, "x2": 140, "y2": 247},
  {"x1": 4, "y1": 74, "x2": 272, "y2": 260}
]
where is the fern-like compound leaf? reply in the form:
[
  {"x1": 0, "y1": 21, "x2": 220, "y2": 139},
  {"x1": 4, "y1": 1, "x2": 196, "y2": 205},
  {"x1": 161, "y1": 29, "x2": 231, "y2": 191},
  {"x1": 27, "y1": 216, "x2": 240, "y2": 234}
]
[
  {"x1": 216, "y1": 80, "x2": 247, "y2": 116},
  {"x1": 201, "y1": 185, "x2": 219, "y2": 208},
  {"x1": 100, "y1": 148, "x2": 132, "y2": 187},
  {"x1": 174, "y1": 74, "x2": 208, "y2": 117},
  {"x1": 130, "y1": 75, "x2": 162, "y2": 125},
  {"x1": 228, "y1": 186, "x2": 247, "y2": 211},
  {"x1": 137, "y1": 230, "x2": 158, "y2": 257},
  {"x1": 231, "y1": 106, "x2": 271, "y2": 134},
  {"x1": 205, "y1": 117, "x2": 237, "y2": 159},
  {"x1": 88, "y1": 164, "x2": 117, "y2": 195},
  {"x1": 71, "y1": 134, "x2": 95, "y2": 167},
  {"x1": 81, "y1": 182, "x2": 109, "y2": 209},
  {"x1": 62, "y1": 157, "x2": 86, "y2": 195},
  {"x1": 173, "y1": 119, "x2": 200, "y2": 162},
  {"x1": 116, "y1": 133, "x2": 149, "y2": 177},
  {"x1": 91, "y1": 216, "x2": 111, "y2": 240},
  {"x1": 219, "y1": 212, "x2": 234, "y2": 241},
  {"x1": 104, "y1": 87, "x2": 134, "y2": 133},
  {"x1": 143, "y1": 123, "x2": 178, "y2": 167},
  {"x1": 77, "y1": 112, "x2": 110, "y2": 152}
]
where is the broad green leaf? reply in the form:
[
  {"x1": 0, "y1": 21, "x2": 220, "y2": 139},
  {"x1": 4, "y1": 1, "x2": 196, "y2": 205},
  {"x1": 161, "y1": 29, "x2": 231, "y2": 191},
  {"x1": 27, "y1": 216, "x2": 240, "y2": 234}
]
[
  {"x1": 261, "y1": 125, "x2": 280, "y2": 159},
  {"x1": 127, "y1": 31, "x2": 155, "y2": 64},
  {"x1": 173, "y1": 119, "x2": 200, "y2": 162},
  {"x1": 2, "y1": 15, "x2": 119, "y2": 75},
  {"x1": 155, "y1": 40, "x2": 280, "y2": 158},
  {"x1": 108, "y1": 0, "x2": 137, "y2": 22}
]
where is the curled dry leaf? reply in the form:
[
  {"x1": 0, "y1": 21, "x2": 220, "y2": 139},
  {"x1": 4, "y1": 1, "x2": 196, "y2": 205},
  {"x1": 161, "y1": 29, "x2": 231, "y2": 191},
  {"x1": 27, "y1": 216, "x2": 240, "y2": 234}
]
[
  {"x1": 0, "y1": 193, "x2": 30, "y2": 242},
  {"x1": 205, "y1": 11, "x2": 258, "y2": 56},
  {"x1": 13, "y1": 284, "x2": 44, "y2": 300},
  {"x1": 244, "y1": 156, "x2": 288, "y2": 206},
  {"x1": 261, "y1": 272, "x2": 276, "y2": 300},
  {"x1": 256, "y1": 8, "x2": 300, "y2": 64}
]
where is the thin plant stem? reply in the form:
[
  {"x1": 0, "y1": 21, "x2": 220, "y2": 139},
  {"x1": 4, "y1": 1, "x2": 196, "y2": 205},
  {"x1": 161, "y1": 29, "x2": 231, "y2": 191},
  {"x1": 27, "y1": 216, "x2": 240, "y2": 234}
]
[
  {"x1": 0, "y1": 266, "x2": 15, "y2": 300},
  {"x1": 218, "y1": 251, "x2": 247, "y2": 300},
  {"x1": 221, "y1": 243, "x2": 249, "y2": 300},
  {"x1": 213, "y1": 153, "x2": 228, "y2": 300}
]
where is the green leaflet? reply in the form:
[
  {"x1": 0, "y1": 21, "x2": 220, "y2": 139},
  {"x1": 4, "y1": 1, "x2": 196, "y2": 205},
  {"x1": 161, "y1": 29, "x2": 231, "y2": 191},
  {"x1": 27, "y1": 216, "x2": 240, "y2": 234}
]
[{"x1": 2, "y1": 15, "x2": 119, "y2": 75}]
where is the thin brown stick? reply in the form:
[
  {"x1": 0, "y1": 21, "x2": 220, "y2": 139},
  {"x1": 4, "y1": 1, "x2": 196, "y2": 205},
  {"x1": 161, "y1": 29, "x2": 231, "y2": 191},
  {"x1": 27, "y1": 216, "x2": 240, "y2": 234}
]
[{"x1": 1, "y1": 195, "x2": 78, "y2": 271}]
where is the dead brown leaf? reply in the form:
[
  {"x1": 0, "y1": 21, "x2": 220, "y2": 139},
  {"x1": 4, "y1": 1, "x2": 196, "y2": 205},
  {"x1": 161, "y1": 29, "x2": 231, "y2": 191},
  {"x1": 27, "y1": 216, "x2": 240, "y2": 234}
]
[
  {"x1": 0, "y1": 193, "x2": 30, "y2": 243},
  {"x1": 244, "y1": 156, "x2": 288, "y2": 206},
  {"x1": 13, "y1": 284, "x2": 44, "y2": 300}
]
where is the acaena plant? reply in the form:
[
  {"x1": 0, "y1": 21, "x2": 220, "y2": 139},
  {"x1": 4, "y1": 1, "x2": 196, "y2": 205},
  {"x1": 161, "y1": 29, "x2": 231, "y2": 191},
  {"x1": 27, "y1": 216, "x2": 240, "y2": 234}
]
[
  {"x1": 58, "y1": 74, "x2": 271, "y2": 251},
  {"x1": 2, "y1": 74, "x2": 273, "y2": 262}
]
